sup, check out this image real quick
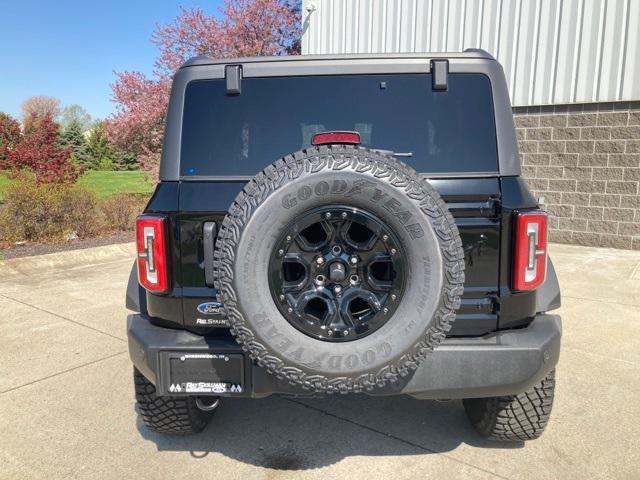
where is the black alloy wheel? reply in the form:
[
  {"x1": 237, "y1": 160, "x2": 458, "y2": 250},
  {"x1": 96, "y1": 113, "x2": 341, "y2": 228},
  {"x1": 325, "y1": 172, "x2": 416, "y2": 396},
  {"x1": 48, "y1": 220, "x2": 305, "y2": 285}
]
[{"x1": 269, "y1": 205, "x2": 406, "y2": 342}]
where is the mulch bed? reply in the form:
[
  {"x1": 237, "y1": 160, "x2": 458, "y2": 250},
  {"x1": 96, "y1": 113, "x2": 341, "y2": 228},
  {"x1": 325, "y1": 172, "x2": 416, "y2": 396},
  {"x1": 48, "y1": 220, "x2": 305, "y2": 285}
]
[{"x1": 1, "y1": 231, "x2": 135, "y2": 260}]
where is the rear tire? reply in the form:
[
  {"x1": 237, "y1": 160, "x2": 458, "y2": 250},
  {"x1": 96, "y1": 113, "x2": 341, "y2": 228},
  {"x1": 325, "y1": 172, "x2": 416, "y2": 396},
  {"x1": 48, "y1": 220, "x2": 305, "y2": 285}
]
[
  {"x1": 133, "y1": 368, "x2": 214, "y2": 434},
  {"x1": 463, "y1": 370, "x2": 556, "y2": 442}
]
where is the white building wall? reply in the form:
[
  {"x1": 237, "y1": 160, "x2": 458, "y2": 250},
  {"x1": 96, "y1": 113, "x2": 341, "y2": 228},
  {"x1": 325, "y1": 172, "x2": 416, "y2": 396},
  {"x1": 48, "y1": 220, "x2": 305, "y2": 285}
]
[{"x1": 301, "y1": 0, "x2": 640, "y2": 106}]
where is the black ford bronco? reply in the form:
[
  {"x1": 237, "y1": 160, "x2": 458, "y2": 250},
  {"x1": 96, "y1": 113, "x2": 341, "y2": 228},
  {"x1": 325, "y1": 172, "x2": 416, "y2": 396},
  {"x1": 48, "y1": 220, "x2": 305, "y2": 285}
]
[{"x1": 126, "y1": 50, "x2": 561, "y2": 442}]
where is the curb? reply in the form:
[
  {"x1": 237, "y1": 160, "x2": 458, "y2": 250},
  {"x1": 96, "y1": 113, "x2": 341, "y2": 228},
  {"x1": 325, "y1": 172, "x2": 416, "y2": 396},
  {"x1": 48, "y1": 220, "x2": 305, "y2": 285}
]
[{"x1": 0, "y1": 242, "x2": 135, "y2": 277}]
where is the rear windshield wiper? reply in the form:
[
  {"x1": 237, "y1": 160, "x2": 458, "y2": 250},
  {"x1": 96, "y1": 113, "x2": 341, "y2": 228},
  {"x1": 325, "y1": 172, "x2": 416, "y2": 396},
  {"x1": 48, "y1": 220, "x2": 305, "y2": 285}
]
[{"x1": 372, "y1": 149, "x2": 413, "y2": 158}]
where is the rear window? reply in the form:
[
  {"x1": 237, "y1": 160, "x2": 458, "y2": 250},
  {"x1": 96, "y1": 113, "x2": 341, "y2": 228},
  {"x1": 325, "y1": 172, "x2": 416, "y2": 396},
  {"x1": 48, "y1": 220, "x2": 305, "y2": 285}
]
[{"x1": 180, "y1": 73, "x2": 498, "y2": 177}]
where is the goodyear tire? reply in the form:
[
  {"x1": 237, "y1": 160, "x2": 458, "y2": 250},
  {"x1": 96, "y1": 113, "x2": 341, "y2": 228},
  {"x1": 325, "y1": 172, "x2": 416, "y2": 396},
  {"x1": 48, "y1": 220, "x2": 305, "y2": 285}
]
[
  {"x1": 133, "y1": 368, "x2": 214, "y2": 434},
  {"x1": 463, "y1": 370, "x2": 556, "y2": 441},
  {"x1": 213, "y1": 145, "x2": 464, "y2": 393}
]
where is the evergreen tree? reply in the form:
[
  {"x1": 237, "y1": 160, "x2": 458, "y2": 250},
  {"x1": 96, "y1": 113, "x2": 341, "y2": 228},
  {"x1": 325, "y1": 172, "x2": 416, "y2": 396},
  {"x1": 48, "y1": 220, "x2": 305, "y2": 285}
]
[
  {"x1": 86, "y1": 121, "x2": 115, "y2": 170},
  {"x1": 58, "y1": 120, "x2": 90, "y2": 168},
  {"x1": 115, "y1": 150, "x2": 139, "y2": 171}
]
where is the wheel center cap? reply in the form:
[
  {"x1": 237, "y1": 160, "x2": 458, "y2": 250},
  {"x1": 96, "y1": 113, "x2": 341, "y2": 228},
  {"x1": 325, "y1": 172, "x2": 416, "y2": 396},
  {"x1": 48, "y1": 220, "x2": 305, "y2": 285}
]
[{"x1": 329, "y1": 261, "x2": 346, "y2": 282}]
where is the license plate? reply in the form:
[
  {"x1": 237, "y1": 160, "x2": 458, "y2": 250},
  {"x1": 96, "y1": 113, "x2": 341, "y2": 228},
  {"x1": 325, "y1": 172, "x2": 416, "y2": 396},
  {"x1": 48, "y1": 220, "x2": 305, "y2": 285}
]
[{"x1": 160, "y1": 352, "x2": 244, "y2": 395}]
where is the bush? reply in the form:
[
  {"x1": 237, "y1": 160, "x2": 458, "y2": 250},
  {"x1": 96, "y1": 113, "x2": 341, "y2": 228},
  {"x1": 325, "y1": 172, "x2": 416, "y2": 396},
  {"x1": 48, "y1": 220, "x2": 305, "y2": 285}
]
[
  {"x1": 0, "y1": 173, "x2": 100, "y2": 243},
  {"x1": 2, "y1": 114, "x2": 80, "y2": 183},
  {"x1": 96, "y1": 157, "x2": 115, "y2": 171},
  {"x1": 0, "y1": 112, "x2": 21, "y2": 161},
  {"x1": 100, "y1": 194, "x2": 147, "y2": 231}
]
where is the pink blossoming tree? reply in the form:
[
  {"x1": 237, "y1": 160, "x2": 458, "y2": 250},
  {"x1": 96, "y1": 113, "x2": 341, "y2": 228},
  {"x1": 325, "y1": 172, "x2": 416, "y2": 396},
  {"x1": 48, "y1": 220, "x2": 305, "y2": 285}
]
[{"x1": 108, "y1": 0, "x2": 301, "y2": 176}]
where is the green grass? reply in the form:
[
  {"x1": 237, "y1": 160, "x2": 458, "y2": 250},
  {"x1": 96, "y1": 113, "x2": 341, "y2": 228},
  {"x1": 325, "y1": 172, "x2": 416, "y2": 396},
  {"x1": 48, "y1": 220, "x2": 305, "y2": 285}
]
[
  {"x1": 0, "y1": 175, "x2": 11, "y2": 202},
  {"x1": 77, "y1": 171, "x2": 154, "y2": 198},
  {"x1": 0, "y1": 170, "x2": 154, "y2": 201}
]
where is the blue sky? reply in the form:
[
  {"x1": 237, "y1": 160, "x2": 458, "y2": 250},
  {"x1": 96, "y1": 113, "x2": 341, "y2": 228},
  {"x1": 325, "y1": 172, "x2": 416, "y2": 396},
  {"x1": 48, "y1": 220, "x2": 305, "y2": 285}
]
[{"x1": 0, "y1": 0, "x2": 224, "y2": 121}]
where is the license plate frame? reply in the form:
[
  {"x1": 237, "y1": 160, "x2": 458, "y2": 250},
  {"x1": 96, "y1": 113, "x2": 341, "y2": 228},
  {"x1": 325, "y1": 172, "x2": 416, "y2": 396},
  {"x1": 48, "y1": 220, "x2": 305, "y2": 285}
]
[{"x1": 158, "y1": 352, "x2": 244, "y2": 396}]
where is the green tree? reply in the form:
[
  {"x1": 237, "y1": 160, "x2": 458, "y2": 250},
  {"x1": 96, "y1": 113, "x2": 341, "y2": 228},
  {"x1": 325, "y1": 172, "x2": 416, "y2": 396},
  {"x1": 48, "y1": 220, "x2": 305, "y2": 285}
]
[
  {"x1": 60, "y1": 104, "x2": 92, "y2": 131},
  {"x1": 115, "y1": 150, "x2": 139, "y2": 171},
  {"x1": 86, "y1": 121, "x2": 117, "y2": 170},
  {"x1": 58, "y1": 120, "x2": 90, "y2": 168}
]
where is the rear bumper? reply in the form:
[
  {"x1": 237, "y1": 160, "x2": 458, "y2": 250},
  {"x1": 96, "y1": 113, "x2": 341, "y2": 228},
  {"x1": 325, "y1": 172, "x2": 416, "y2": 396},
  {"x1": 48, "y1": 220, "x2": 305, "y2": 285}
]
[{"x1": 127, "y1": 313, "x2": 561, "y2": 399}]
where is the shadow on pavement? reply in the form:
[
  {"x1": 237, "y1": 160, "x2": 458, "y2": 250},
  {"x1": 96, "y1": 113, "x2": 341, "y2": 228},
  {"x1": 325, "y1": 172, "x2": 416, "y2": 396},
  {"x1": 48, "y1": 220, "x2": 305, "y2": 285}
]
[{"x1": 137, "y1": 394, "x2": 522, "y2": 469}]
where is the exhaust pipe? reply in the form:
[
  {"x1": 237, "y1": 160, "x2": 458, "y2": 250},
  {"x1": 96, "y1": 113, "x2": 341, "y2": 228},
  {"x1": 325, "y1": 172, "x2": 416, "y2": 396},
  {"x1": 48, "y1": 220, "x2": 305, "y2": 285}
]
[{"x1": 195, "y1": 397, "x2": 220, "y2": 411}]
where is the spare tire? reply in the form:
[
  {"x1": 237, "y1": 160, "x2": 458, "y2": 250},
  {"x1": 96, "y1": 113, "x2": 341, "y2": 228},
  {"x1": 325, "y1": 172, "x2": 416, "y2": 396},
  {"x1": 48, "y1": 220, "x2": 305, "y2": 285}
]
[{"x1": 213, "y1": 145, "x2": 464, "y2": 393}]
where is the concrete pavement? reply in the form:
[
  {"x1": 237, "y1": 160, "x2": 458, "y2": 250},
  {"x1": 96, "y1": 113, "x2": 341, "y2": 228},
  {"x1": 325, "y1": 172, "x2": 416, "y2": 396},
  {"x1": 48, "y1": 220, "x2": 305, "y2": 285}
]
[{"x1": 1, "y1": 242, "x2": 639, "y2": 479}]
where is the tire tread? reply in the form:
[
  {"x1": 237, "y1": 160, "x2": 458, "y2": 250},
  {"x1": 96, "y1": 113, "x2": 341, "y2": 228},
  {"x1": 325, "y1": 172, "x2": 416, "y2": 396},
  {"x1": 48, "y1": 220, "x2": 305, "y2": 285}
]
[
  {"x1": 133, "y1": 368, "x2": 213, "y2": 434},
  {"x1": 463, "y1": 370, "x2": 556, "y2": 441}
]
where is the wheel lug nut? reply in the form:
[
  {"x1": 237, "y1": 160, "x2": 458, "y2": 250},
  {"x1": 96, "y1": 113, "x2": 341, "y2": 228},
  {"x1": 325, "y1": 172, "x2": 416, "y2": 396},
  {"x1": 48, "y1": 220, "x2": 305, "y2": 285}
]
[
  {"x1": 288, "y1": 307, "x2": 293, "y2": 313},
  {"x1": 391, "y1": 294, "x2": 397, "y2": 301},
  {"x1": 382, "y1": 234, "x2": 389, "y2": 241},
  {"x1": 350, "y1": 256, "x2": 358, "y2": 264},
  {"x1": 341, "y1": 212, "x2": 347, "y2": 218},
  {"x1": 327, "y1": 329, "x2": 333, "y2": 335},
  {"x1": 390, "y1": 248, "x2": 396, "y2": 255},
  {"x1": 279, "y1": 294, "x2": 285, "y2": 301},
  {"x1": 278, "y1": 249, "x2": 284, "y2": 256},
  {"x1": 383, "y1": 307, "x2": 389, "y2": 314},
  {"x1": 286, "y1": 235, "x2": 292, "y2": 241},
  {"x1": 325, "y1": 212, "x2": 332, "y2": 219},
  {"x1": 334, "y1": 285, "x2": 342, "y2": 294},
  {"x1": 343, "y1": 330, "x2": 349, "y2": 336},
  {"x1": 316, "y1": 257, "x2": 324, "y2": 265}
]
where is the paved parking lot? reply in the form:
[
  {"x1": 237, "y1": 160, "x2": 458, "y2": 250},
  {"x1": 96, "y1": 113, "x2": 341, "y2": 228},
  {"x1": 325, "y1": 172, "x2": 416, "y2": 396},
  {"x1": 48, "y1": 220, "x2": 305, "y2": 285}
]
[{"x1": 1, "y1": 242, "x2": 639, "y2": 479}]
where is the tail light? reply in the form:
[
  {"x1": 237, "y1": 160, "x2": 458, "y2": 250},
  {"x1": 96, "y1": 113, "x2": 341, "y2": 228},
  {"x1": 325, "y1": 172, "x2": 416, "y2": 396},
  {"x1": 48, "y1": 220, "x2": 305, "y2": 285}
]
[
  {"x1": 136, "y1": 215, "x2": 170, "y2": 293},
  {"x1": 512, "y1": 211, "x2": 547, "y2": 291},
  {"x1": 311, "y1": 131, "x2": 361, "y2": 145}
]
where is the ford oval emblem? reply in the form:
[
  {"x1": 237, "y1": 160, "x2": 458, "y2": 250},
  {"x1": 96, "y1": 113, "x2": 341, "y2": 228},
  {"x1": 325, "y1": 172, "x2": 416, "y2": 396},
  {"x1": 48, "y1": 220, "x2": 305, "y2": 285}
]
[{"x1": 197, "y1": 301, "x2": 224, "y2": 315}]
